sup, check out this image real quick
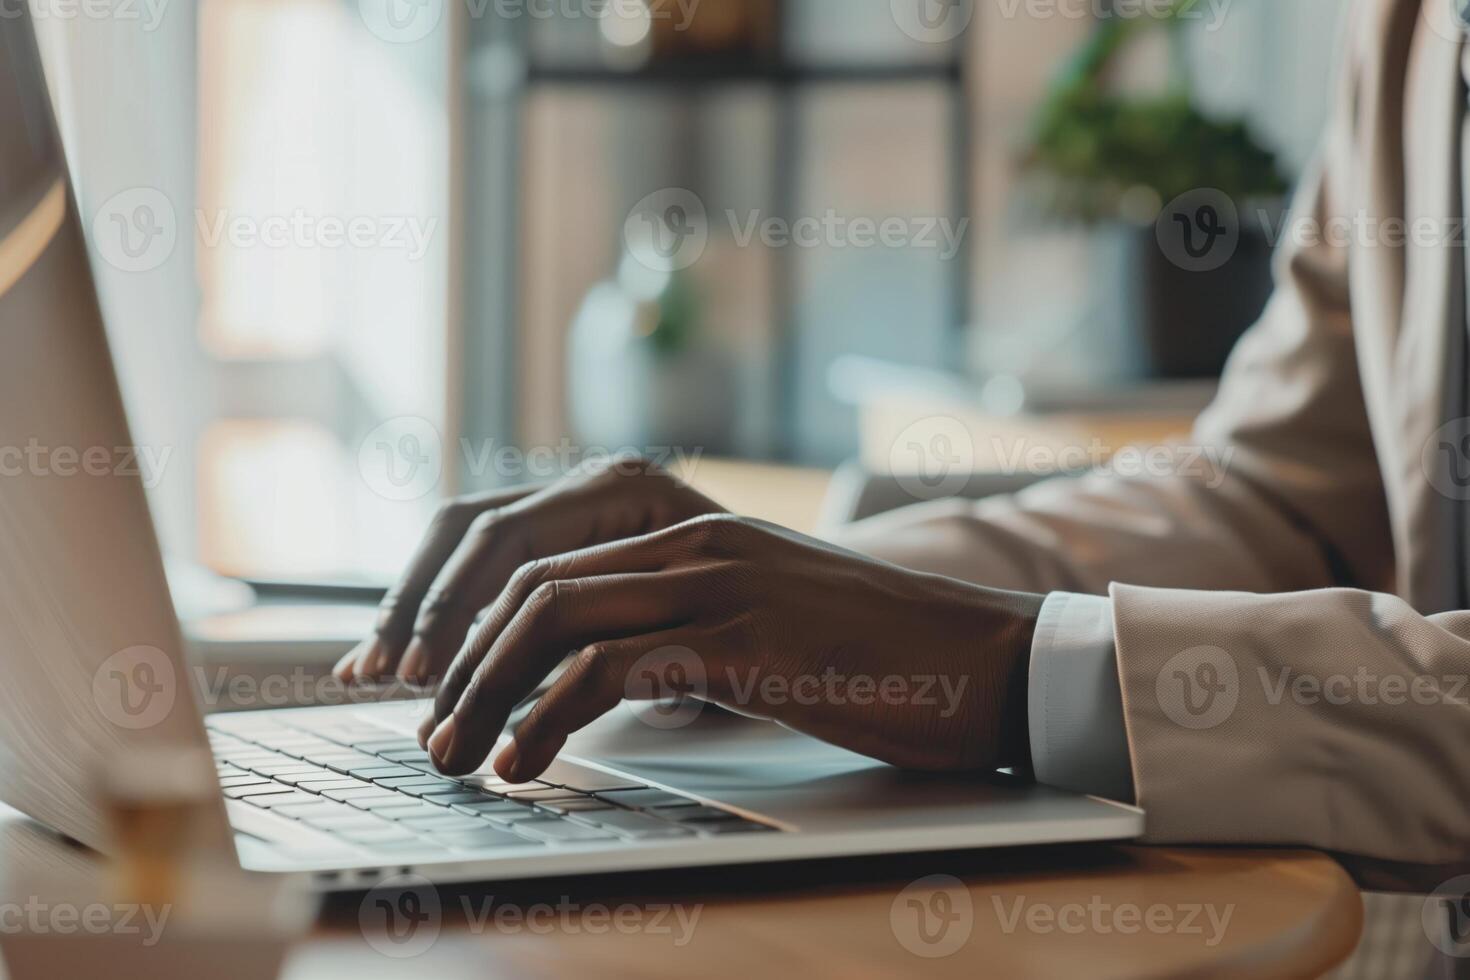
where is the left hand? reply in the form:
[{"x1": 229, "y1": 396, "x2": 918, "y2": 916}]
[{"x1": 418, "y1": 514, "x2": 1044, "y2": 782}]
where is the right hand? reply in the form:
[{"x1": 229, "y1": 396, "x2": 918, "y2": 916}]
[{"x1": 335, "y1": 456, "x2": 725, "y2": 686}]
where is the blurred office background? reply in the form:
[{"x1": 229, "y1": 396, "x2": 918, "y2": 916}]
[{"x1": 30, "y1": 0, "x2": 1348, "y2": 585}]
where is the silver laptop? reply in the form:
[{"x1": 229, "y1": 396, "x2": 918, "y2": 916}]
[{"x1": 0, "y1": 10, "x2": 1142, "y2": 892}]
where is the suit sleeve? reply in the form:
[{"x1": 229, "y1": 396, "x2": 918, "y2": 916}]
[{"x1": 834, "y1": 4, "x2": 1470, "y2": 871}]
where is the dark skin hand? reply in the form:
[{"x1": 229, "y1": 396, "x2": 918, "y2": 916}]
[
  {"x1": 335, "y1": 459, "x2": 722, "y2": 685},
  {"x1": 345, "y1": 457, "x2": 1044, "y2": 782}
]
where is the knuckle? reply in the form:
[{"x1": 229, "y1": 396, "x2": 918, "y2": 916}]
[
  {"x1": 507, "y1": 558, "x2": 547, "y2": 596},
  {"x1": 683, "y1": 513, "x2": 754, "y2": 554},
  {"x1": 466, "y1": 509, "x2": 501, "y2": 538},
  {"x1": 574, "y1": 643, "x2": 614, "y2": 687}
]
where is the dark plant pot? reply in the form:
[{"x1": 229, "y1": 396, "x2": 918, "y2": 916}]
[{"x1": 1122, "y1": 219, "x2": 1277, "y2": 380}]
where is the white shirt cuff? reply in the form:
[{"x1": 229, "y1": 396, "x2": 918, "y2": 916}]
[{"x1": 1027, "y1": 592, "x2": 1134, "y2": 802}]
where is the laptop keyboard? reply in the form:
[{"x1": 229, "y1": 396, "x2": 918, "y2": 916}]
[{"x1": 207, "y1": 715, "x2": 778, "y2": 855}]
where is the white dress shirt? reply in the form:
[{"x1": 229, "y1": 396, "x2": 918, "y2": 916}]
[{"x1": 1028, "y1": 593, "x2": 1133, "y2": 803}]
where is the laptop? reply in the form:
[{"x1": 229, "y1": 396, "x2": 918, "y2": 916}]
[{"x1": 0, "y1": 10, "x2": 1142, "y2": 892}]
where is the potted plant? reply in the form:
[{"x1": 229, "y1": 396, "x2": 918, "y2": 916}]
[{"x1": 1021, "y1": 0, "x2": 1288, "y2": 379}]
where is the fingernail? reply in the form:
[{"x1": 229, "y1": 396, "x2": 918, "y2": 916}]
[
  {"x1": 428, "y1": 714, "x2": 457, "y2": 765},
  {"x1": 417, "y1": 709, "x2": 437, "y2": 749},
  {"x1": 494, "y1": 740, "x2": 520, "y2": 782}
]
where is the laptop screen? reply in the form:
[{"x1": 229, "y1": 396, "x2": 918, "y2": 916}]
[{"x1": 0, "y1": 9, "x2": 229, "y2": 854}]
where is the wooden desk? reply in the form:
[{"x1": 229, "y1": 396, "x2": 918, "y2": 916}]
[
  {"x1": 285, "y1": 845, "x2": 1360, "y2": 980},
  {"x1": 0, "y1": 459, "x2": 1365, "y2": 979}
]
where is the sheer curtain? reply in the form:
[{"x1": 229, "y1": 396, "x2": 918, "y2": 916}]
[
  {"x1": 34, "y1": 3, "x2": 455, "y2": 583},
  {"x1": 34, "y1": 6, "x2": 205, "y2": 561}
]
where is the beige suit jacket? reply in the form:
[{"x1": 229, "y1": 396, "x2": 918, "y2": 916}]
[{"x1": 839, "y1": 0, "x2": 1470, "y2": 880}]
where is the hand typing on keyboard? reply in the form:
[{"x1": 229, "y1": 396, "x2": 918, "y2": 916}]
[
  {"x1": 367, "y1": 459, "x2": 1046, "y2": 784},
  {"x1": 335, "y1": 456, "x2": 723, "y2": 686}
]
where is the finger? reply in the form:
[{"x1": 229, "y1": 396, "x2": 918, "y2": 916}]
[
  {"x1": 426, "y1": 570, "x2": 704, "y2": 775},
  {"x1": 350, "y1": 488, "x2": 535, "y2": 680},
  {"x1": 399, "y1": 471, "x2": 684, "y2": 682},
  {"x1": 496, "y1": 630, "x2": 700, "y2": 782},
  {"x1": 421, "y1": 522, "x2": 695, "y2": 741}
]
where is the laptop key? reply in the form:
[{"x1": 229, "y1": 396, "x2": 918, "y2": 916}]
[
  {"x1": 223, "y1": 785, "x2": 295, "y2": 800},
  {"x1": 339, "y1": 827, "x2": 419, "y2": 845},
  {"x1": 295, "y1": 779, "x2": 369, "y2": 794},
  {"x1": 400, "y1": 815, "x2": 488, "y2": 832},
  {"x1": 572, "y1": 811, "x2": 695, "y2": 838},
  {"x1": 368, "y1": 802, "x2": 447, "y2": 821},
  {"x1": 593, "y1": 789, "x2": 697, "y2": 809},
  {"x1": 373, "y1": 775, "x2": 450, "y2": 790},
  {"x1": 512, "y1": 819, "x2": 618, "y2": 844},
  {"x1": 219, "y1": 775, "x2": 272, "y2": 789},
  {"x1": 500, "y1": 787, "x2": 589, "y2": 803},
  {"x1": 421, "y1": 791, "x2": 496, "y2": 806},
  {"x1": 303, "y1": 814, "x2": 392, "y2": 831},
  {"x1": 379, "y1": 749, "x2": 432, "y2": 763},
  {"x1": 249, "y1": 791, "x2": 321, "y2": 809},
  {"x1": 449, "y1": 800, "x2": 532, "y2": 817},
  {"x1": 433, "y1": 828, "x2": 531, "y2": 850},
  {"x1": 553, "y1": 773, "x2": 647, "y2": 794},
  {"x1": 346, "y1": 765, "x2": 421, "y2": 780},
  {"x1": 273, "y1": 802, "x2": 354, "y2": 821},
  {"x1": 323, "y1": 786, "x2": 398, "y2": 802},
  {"x1": 350, "y1": 739, "x2": 422, "y2": 753},
  {"x1": 273, "y1": 769, "x2": 337, "y2": 786},
  {"x1": 535, "y1": 799, "x2": 615, "y2": 815}
]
